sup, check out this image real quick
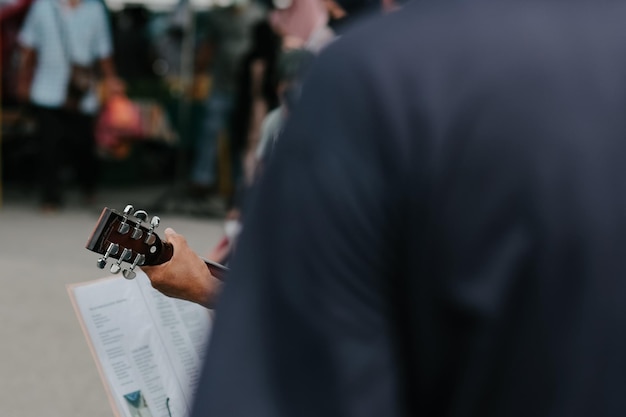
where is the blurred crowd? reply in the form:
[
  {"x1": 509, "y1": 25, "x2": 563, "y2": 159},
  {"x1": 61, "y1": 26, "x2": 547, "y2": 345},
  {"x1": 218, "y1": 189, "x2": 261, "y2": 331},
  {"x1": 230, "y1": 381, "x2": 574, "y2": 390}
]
[{"x1": 0, "y1": 0, "x2": 397, "y2": 257}]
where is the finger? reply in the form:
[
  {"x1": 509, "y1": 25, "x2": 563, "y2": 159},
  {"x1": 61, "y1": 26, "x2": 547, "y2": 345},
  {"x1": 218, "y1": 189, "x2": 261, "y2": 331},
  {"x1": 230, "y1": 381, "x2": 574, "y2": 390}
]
[
  {"x1": 164, "y1": 228, "x2": 189, "y2": 249},
  {"x1": 164, "y1": 227, "x2": 182, "y2": 244}
]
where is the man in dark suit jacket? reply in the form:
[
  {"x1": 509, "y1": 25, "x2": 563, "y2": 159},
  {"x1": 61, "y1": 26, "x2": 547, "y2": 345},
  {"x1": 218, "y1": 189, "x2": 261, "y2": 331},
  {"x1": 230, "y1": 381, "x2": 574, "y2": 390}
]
[{"x1": 147, "y1": 1, "x2": 626, "y2": 416}]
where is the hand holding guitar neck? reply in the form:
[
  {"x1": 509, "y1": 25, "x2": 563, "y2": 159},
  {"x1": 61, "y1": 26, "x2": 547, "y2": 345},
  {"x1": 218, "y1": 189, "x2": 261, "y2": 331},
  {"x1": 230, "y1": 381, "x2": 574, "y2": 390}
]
[{"x1": 85, "y1": 205, "x2": 229, "y2": 281}]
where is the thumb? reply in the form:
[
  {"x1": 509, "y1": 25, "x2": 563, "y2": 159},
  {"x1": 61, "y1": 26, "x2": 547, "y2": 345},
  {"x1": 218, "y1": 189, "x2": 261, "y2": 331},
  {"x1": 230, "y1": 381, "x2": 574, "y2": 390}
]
[
  {"x1": 164, "y1": 227, "x2": 187, "y2": 246},
  {"x1": 164, "y1": 227, "x2": 177, "y2": 240}
]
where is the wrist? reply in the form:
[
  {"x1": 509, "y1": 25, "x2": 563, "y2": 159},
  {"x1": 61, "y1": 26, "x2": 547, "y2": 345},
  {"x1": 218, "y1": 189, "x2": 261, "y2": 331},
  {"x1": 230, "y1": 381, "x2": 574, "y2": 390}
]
[{"x1": 199, "y1": 274, "x2": 222, "y2": 309}]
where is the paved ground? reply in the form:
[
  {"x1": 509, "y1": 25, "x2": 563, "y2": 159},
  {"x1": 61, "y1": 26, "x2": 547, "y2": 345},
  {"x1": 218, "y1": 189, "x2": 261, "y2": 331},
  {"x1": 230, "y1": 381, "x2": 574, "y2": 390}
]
[{"x1": 0, "y1": 183, "x2": 225, "y2": 417}]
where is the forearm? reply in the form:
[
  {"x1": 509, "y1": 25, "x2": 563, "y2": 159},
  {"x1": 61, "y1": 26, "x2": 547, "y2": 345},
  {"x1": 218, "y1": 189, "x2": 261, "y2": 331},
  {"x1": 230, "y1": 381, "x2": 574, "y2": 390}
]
[{"x1": 197, "y1": 273, "x2": 223, "y2": 309}]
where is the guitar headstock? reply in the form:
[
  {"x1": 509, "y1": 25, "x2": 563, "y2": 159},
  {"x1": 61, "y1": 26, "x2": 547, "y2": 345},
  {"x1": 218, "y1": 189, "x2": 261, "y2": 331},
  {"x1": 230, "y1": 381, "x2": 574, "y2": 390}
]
[{"x1": 85, "y1": 205, "x2": 170, "y2": 279}]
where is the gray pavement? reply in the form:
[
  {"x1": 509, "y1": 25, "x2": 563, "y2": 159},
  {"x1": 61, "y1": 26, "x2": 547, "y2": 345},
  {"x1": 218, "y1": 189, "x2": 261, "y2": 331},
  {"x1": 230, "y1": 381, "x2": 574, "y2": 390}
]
[{"x1": 0, "y1": 184, "x2": 225, "y2": 417}]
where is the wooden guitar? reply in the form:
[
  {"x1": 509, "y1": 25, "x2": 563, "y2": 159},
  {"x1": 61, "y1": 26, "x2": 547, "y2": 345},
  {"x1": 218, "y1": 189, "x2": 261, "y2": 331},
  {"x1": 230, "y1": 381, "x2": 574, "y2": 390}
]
[{"x1": 85, "y1": 205, "x2": 229, "y2": 281}]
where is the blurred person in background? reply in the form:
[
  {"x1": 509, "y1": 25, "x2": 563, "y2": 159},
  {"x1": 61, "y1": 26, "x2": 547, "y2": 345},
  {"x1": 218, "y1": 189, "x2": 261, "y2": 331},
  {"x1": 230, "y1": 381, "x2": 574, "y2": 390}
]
[
  {"x1": 202, "y1": 19, "x2": 283, "y2": 265},
  {"x1": 187, "y1": 0, "x2": 265, "y2": 198},
  {"x1": 16, "y1": 0, "x2": 121, "y2": 211},
  {"x1": 268, "y1": 0, "x2": 333, "y2": 52},
  {"x1": 265, "y1": 0, "x2": 400, "y2": 51},
  {"x1": 230, "y1": 19, "x2": 282, "y2": 203},
  {"x1": 146, "y1": 1, "x2": 626, "y2": 417}
]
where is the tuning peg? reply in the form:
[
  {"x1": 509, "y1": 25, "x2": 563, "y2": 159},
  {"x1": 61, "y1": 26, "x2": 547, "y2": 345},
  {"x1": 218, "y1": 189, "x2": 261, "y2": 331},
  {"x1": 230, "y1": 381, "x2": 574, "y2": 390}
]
[
  {"x1": 97, "y1": 243, "x2": 119, "y2": 269},
  {"x1": 122, "y1": 270, "x2": 136, "y2": 280},
  {"x1": 123, "y1": 253, "x2": 146, "y2": 280},
  {"x1": 118, "y1": 205, "x2": 134, "y2": 234},
  {"x1": 144, "y1": 216, "x2": 160, "y2": 245},
  {"x1": 110, "y1": 248, "x2": 132, "y2": 274},
  {"x1": 134, "y1": 210, "x2": 148, "y2": 222},
  {"x1": 131, "y1": 210, "x2": 148, "y2": 240}
]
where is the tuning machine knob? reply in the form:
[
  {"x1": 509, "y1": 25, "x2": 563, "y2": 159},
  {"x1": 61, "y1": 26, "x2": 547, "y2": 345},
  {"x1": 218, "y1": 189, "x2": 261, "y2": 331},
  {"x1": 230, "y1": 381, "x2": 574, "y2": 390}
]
[
  {"x1": 131, "y1": 210, "x2": 148, "y2": 240},
  {"x1": 118, "y1": 205, "x2": 134, "y2": 234},
  {"x1": 110, "y1": 248, "x2": 132, "y2": 274},
  {"x1": 123, "y1": 253, "x2": 146, "y2": 280},
  {"x1": 97, "y1": 243, "x2": 119, "y2": 269},
  {"x1": 144, "y1": 216, "x2": 160, "y2": 245}
]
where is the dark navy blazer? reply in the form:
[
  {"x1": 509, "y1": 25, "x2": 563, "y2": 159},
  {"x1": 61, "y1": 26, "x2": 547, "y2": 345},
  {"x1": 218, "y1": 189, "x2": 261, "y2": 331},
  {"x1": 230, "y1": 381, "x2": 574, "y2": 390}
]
[{"x1": 192, "y1": 2, "x2": 626, "y2": 416}]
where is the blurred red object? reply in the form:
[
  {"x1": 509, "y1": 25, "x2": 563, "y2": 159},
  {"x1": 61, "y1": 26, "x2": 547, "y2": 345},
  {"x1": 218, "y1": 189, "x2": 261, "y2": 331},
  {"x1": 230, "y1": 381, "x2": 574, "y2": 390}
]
[
  {"x1": 207, "y1": 235, "x2": 232, "y2": 265},
  {"x1": 95, "y1": 94, "x2": 143, "y2": 159}
]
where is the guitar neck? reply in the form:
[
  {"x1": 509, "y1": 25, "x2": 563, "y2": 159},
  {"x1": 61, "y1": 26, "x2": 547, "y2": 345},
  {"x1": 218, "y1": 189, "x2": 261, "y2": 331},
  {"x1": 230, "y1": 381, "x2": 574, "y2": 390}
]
[{"x1": 202, "y1": 257, "x2": 229, "y2": 282}]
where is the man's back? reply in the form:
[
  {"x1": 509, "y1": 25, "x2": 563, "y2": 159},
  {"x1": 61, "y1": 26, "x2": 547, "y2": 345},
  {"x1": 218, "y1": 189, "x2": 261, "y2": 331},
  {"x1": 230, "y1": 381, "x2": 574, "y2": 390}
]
[{"x1": 194, "y1": 2, "x2": 626, "y2": 416}]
